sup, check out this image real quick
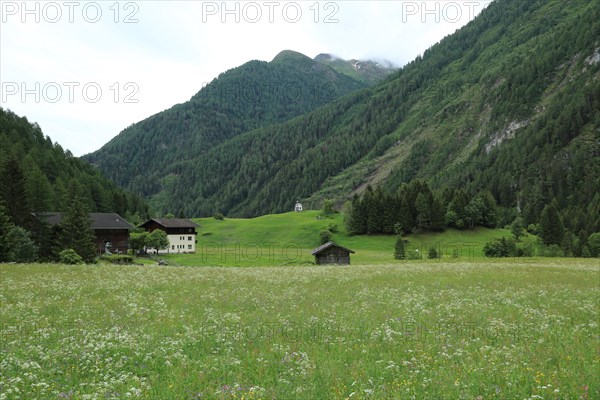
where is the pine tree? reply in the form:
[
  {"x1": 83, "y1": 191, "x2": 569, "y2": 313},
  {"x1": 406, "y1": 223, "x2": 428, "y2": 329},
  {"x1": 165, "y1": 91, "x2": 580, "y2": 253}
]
[
  {"x1": 415, "y1": 192, "x2": 431, "y2": 231},
  {"x1": 0, "y1": 156, "x2": 32, "y2": 228},
  {"x1": 346, "y1": 195, "x2": 367, "y2": 235},
  {"x1": 394, "y1": 235, "x2": 406, "y2": 260},
  {"x1": 539, "y1": 203, "x2": 564, "y2": 245},
  {"x1": 429, "y1": 196, "x2": 446, "y2": 232},
  {"x1": 398, "y1": 194, "x2": 412, "y2": 234},
  {"x1": 0, "y1": 202, "x2": 15, "y2": 262},
  {"x1": 447, "y1": 189, "x2": 469, "y2": 229},
  {"x1": 25, "y1": 166, "x2": 53, "y2": 212},
  {"x1": 60, "y1": 189, "x2": 97, "y2": 263}
]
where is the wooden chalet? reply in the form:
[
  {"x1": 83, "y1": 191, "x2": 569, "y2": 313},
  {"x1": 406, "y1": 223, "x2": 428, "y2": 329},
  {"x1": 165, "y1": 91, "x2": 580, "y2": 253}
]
[
  {"x1": 36, "y1": 212, "x2": 134, "y2": 254},
  {"x1": 311, "y1": 241, "x2": 355, "y2": 265}
]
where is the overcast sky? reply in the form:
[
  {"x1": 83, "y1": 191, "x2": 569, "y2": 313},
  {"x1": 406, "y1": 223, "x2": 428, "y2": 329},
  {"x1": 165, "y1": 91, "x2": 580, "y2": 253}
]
[{"x1": 1, "y1": 0, "x2": 491, "y2": 156}]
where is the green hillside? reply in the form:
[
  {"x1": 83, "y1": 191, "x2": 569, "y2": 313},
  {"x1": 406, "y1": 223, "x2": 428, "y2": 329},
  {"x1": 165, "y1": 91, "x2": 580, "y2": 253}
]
[
  {"x1": 83, "y1": 50, "x2": 368, "y2": 213},
  {"x1": 160, "y1": 210, "x2": 532, "y2": 266}
]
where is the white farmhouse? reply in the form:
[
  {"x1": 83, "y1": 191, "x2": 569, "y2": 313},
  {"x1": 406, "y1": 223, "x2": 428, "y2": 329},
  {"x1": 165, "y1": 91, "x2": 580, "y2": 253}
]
[{"x1": 139, "y1": 218, "x2": 200, "y2": 253}]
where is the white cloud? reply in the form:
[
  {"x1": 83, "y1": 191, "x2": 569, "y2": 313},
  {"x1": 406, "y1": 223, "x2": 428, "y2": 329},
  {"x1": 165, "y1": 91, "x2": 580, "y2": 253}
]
[{"x1": 0, "y1": 0, "x2": 491, "y2": 156}]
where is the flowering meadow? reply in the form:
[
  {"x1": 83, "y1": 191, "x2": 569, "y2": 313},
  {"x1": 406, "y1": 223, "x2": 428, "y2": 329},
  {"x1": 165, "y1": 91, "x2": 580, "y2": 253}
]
[{"x1": 1, "y1": 260, "x2": 598, "y2": 399}]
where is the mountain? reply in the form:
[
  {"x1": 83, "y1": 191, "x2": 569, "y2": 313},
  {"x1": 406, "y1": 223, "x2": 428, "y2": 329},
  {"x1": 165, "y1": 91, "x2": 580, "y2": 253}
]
[
  {"x1": 0, "y1": 108, "x2": 148, "y2": 221},
  {"x1": 85, "y1": 0, "x2": 599, "y2": 241},
  {"x1": 83, "y1": 50, "x2": 368, "y2": 207},
  {"x1": 314, "y1": 53, "x2": 397, "y2": 85}
]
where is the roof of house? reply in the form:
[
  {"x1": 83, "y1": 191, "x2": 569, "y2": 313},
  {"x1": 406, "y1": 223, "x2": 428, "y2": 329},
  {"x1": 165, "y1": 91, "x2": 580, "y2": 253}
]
[
  {"x1": 35, "y1": 212, "x2": 134, "y2": 230},
  {"x1": 139, "y1": 218, "x2": 200, "y2": 229},
  {"x1": 311, "y1": 241, "x2": 355, "y2": 256}
]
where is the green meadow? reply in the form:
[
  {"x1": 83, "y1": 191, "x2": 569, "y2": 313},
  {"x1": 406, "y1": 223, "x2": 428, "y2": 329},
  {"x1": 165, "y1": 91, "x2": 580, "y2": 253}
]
[
  {"x1": 161, "y1": 211, "x2": 537, "y2": 267},
  {"x1": 1, "y1": 260, "x2": 598, "y2": 399},
  {"x1": 1, "y1": 212, "x2": 597, "y2": 399}
]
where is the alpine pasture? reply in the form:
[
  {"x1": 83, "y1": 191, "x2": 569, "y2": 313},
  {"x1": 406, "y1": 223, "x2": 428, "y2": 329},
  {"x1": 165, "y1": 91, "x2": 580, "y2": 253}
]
[{"x1": 0, "y1": 212, "x2": 598, "y2": 399}]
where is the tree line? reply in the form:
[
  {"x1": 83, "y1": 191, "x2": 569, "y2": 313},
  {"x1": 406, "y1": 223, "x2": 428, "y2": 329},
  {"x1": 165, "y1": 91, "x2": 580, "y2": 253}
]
[{"x1": 345, "y1": 181, "x2": 497, "y2": 235}]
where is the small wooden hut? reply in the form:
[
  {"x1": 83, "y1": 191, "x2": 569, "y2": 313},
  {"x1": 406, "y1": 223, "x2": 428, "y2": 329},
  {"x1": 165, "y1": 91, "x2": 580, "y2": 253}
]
[{"x1": 311, "y1": 241, "x2": 355, "y2": 265}]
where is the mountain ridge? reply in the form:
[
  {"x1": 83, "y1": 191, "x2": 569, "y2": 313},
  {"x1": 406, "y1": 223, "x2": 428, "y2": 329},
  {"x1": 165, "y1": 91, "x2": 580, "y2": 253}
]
[{"x1": 83, "y1": 50, "x2": 370, "y2": 199}]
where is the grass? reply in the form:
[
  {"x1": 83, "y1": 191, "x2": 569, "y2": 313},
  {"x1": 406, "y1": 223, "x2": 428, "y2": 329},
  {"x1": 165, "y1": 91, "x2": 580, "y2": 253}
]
[
  {"x1": 159, "y1": 211, "x2": 537, "y2": 267},
  {"x1": 1, "y1": 260, "x2": 598, "y2": 399}
]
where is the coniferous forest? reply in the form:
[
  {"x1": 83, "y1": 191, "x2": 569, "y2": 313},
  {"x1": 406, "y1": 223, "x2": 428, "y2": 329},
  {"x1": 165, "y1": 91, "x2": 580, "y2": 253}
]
[{"x1": 0, "y1": 108, "x2": 148, "y2": 262}]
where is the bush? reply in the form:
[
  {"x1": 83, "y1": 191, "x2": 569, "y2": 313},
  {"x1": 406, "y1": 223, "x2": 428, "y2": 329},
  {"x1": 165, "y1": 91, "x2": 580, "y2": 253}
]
[
  {"x1": 483, "y1": 237, "x2": 517, "y2": 257},
  {"x1": 527, "y1": 224, "x2": 540, "y2": 235},
  {"x1": 6, "y1": 226, "x2": 38, "y2": 262},
  {"x1": 59, "y1": 249, "x2": 84, "y2": 265},
  {"x1": 428, "y1": 247, "x2": 438, "y2": 259},
  {"x1": 538, "y1": 244, "x2": 563, "y2": 257},
  {"x1": 519, "y1": 242, "x2": 535, "y2": 257},
  {"x1": 581, "y1": 245, "x2": 591, "y2": 258},
  {"x1": 321, "y1": 199, "x2": 335, "y2": 217},
  {"x1": 588, "y1": 232, "x2": 600, "y2": 257},
  {"x1": 100, "y1": 255, "x2": 134, "y2": 264},
  {"x1": 319, "y1": 229, "x2": 333, "y2": 245},
  {"x1": 406, "y1": 249, "x2": 422, "y2": 260},
  {"x1": 214, "y1": 212, "x2": 225, "y2": 220}
]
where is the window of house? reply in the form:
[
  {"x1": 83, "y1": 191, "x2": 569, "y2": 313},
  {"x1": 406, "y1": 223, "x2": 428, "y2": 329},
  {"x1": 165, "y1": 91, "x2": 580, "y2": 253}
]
[
  {"x1": 171, "y1": 245, "x2": 174, "y2": 250},
  {"x1": 188, "y1": 245, "x2": 192, "y2": 249},
  {"x1": 188, "y1": 236, "x2": 192, "y2": 241}
]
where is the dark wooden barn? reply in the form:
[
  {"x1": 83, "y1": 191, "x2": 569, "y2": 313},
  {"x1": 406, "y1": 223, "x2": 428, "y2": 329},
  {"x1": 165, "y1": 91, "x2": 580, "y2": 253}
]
[
  {"x1": 36, "y1": 212, "x2": 134, "y2": 254},
  {"x1": 311, "y1": 241, "x2": 355, "y2": 265}
]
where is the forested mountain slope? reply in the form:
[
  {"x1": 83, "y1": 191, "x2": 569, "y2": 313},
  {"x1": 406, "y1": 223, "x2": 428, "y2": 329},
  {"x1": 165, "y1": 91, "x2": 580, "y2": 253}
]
[
  {"x1": 159, "y1": 0, "x2": 598, "y2": 239},
  {"x1": 0, "y1": 108, "x2": 148, "y2": 221},
  {"x1": 83, "y1": 50, "x2": 369, "y2": 202}
]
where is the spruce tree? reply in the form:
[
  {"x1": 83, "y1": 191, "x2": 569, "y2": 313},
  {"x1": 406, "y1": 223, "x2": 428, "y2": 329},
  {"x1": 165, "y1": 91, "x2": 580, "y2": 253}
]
[
  {"x1": 429, "y1": 197, "x2": 446, "y2": 232},
  {"x1": 0, "y1": 156, "x2": 32, "y2": 228},
  {"x1": 60, "y1": 188, "x2": 97, "y2": 263},
  {"x1": 394, "y1": 235, "x2": 406, "y2": 260},
  {"x1": 539, "y1": 203, "x2": 564, "y2": 245},
  {"x1": 415, "y1": 192, "x2": 430, "y2": 231},
  {"x1": 0, "y1": 203, "x2": 15, "y2": 262}
]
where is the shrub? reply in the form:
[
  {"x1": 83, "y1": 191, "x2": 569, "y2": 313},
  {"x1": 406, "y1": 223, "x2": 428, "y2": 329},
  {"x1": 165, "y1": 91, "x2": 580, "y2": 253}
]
[
  {"x1": 59, "y1": 249, "x2": 84, "y2": 265},
  {"x1": 483, "y1": 237, "x2": 517, "y2": 257},
  {"x1": 588, "y1": 232, "x2": 600, "y2": 257},
  {"x1": 527, "y1": 224, "x2": 540, "y2": 235},
  {"x1": 519, "y1": 242, "x2": 535, "y2": 257},
  {"x1": 6, "y1": 226, "x2": 38, "y2": 262},
  {"x1": 214, "y1": 212, "x2": 225, "y2": 220},
  {"x1": 538, "y1": 244, "x2": 563, "y2": 257},
  {"x1": 321, "y1": 199, "x2": 335, "y2": 217},
  {"x1": 428, "y1": 247, "x2": 438, "y2": 259},
  {"x1": 406, "y1": 249, "x2": 422, "y2": 260},
  {"x1": 581, "y1": 245, "x2": 591, "y2": 258},
  {"x1": 511, "y1": 217, "x2": 525, "y2": 241},
  {"x1": 319, "y1": 229, "x2": 332, "y2": 245}
]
